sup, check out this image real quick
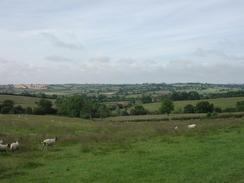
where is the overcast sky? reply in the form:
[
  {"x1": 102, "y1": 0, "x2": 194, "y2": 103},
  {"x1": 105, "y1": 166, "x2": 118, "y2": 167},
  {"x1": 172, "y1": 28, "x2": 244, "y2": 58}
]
[{"x1": 0, "y1": 0, "x2": 244, "y2": 84}]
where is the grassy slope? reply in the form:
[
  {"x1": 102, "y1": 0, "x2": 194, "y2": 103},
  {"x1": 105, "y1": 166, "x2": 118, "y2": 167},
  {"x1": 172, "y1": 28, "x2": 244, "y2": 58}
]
[
  {"x1": 143, "y1": 96, "x2": 244, "y2": 112},
  {"x1": 0, "y1": 95, "x2": 54, "y2": 108},
  {"x1": 1, "y1": 115, "x2": 244, "y2": 182}
]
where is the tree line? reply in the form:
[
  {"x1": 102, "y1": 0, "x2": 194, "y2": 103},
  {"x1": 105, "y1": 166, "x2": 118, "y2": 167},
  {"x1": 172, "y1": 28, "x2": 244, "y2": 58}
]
[
  {"x1": 1, "y1": 94, "x2": 244, "y2": 118},
  {"x1": 0, "y1": 99, "x2": 56, "y2": 115}
]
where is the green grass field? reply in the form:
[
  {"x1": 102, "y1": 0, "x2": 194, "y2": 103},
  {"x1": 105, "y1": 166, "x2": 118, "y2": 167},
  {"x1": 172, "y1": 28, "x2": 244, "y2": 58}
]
[
  {"x1": 0, "y1": 95, "x2": 54, "y2": 108},
  {"x1": 105, "y1": 112, "x2": 244, "y2": 122},
  {"x1": 1, "y1": 114, "x2": 244, "y2": 182},
  {"x1": 143, "y1": 97, "x2": 244, "y2": 112}
]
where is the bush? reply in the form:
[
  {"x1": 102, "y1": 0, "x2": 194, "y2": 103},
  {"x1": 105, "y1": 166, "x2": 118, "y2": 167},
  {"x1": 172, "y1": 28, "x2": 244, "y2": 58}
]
[
  {"x1": 130, "y1": 105, "x2": 147, "y2": 115},
  {"x1": 2, "y1": 100, "x2": 14, "y2": 108},
  {"x1": 11, "y1": 105, "x2": 25, "y2": 114},
  {"x1": 195, "y1": 101, "x2": 214, "y2": 113},
  {"x1": 206, "y1": 112, "x2": 218, "y2": 118},
  {"x1": 33, "y1": 107, "x2": 44, "y2": 115},
  {"x1": 223, "y1": 107, "x2": 237, "y2": 112},
  {"x1": 1, "y1": 106, "x2": 12, "y2": 114},
  {"x1": 120, "y1": 109, "x2": 129, "y2": 116},
  {"x1": 184, "y1": 104, "x2": 195, "y2": 113},
  {"x1": 214, "y1": 107, "x2": 222, "y2": 113},
  {"x1": 0, "y1": 99, "x2": 15, "y2": 114},
  {"x1": 34, "y1": 99, "x2": 56, "y2": 115}
]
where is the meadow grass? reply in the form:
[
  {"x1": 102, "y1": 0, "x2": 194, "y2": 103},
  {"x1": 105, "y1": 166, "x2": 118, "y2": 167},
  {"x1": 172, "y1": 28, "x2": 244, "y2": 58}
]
[
  {"x1": 143, "y1": 96, "x2": 244, "y2": 112},
  {"x1": 105, "y1": 112, "x2": 244, "y2": 122},
  {"x1": 1, "y1": 115, "x2": 244, "y2": 182}
]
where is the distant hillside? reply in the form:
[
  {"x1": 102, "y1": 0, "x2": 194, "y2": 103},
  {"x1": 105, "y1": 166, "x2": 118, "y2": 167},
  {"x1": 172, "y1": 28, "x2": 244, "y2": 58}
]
[
  {"x1": 14, "y1": 84, "x2": 48, "y2": 90},
  {"x1": 0, "y1": 83, "x2": 244, "y2": 97}
]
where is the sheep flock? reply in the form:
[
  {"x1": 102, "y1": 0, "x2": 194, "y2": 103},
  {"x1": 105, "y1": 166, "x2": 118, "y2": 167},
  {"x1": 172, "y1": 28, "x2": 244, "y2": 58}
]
[
  {"x1": 0, "y1": 137, "x2": 58, "y2": 153},
  {"x1": 0, "y1": 123, "x2": 197, "y2": 153}
]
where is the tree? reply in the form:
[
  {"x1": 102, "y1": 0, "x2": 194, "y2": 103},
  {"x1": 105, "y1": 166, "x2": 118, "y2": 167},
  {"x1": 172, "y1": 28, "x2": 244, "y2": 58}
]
[
  {"x1": 195, "y1": 101, "x2": 214, "y2": 113},
  {"x1": 98, "y1": 104, "x2": 110, "y2": 118},
  {"x1": 188, "y1": 91, "x2": 200, "y2": 100},
  {"x1": 159, "y1": 98, "x2": 174, "y2": 114},
  {"x1": 2, "y1": 100, "x2": 14, "y2": 108},
  {"x1": 0, "y1": 100, "x2": 14, "y2": 114},
  {"x1": 184, "y1": 104, "x2": 195, "y2": 113},
  {"x1": 170, "y1": 91, "x2": 200, "y2": 101},
  {"x1": 34, "y1": 99, "x2": 56, "y2": 115},
  {"x1": 56, "y1": 95, "x2": 84, "y2": 117},
  {"x1": 55, "y1": 95, "x2": 111, "y2": 119}
]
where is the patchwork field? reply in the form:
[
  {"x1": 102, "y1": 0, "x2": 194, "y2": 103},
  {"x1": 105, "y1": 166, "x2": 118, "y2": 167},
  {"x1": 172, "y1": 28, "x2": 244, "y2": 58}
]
[
  {"x1": 1, "y1": 114, "x2": 244, "y2": 182},
  {"x1": 143, "y1": 97, "x2": 244, "y2": 112}
]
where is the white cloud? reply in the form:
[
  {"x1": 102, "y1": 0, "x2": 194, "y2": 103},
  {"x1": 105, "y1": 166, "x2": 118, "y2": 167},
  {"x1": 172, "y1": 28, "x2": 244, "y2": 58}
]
[{"x1": 0, "y1": 0, "x2": 243, "y2": 83}]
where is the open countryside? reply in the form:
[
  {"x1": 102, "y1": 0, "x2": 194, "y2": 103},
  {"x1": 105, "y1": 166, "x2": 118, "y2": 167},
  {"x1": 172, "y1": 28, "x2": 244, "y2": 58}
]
[
  {"x1": 1, "y1": 85, "x2": 244, "y2": 182},
  {"x1": 1, "y1": 0, "x2": 244, "y2": 182}
]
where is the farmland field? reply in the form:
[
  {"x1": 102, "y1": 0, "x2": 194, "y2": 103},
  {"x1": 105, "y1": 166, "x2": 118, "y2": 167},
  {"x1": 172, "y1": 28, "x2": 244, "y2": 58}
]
[
  {"x1": 143, "y1": 97, "x2": 244, "y2": 112},
  {"x1": 0, "y1": 95, "x2": 54, "y2": 108},
  {"x1": 1, "y1": 115, "x2": 244, "y2": 182}
]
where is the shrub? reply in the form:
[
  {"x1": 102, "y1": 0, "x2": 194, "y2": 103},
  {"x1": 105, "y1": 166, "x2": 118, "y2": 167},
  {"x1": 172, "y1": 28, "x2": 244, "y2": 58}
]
[
  {"x1": 11, "y1": 105, "x2": 25, "y2": 114},
  {"x1": 33, "y1": 107, "x2": 44, "y2": 115},
  {"x1": 120, "y1": 110, "x2": 129, "y2": 116},
  {"x1": 195, "y1": 101, "x2": 214, "y2": 113},
  {"x1": 223, "y1": 107, "x2": 237, "y2": 112},
  {"x1": 130, "y1": 105, "x2": 147, "y2": 115},
  {"x1": 2, "y1": 100, "x2": 14, "y2": 108},
  {"x1": 1, "y1": 106, "x2": 12, "y2": 114},
  {"x1": 214, "y1": 107, "x2": 222, "y2": 113},
  {"x1": 184, "y1": 104, "x2": 195, "y2": 113}
]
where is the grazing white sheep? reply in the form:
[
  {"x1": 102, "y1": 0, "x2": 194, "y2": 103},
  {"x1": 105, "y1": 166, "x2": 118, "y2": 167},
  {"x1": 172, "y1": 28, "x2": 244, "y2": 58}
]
[
  {"x1": 0, "y1": 144, "x2": 10, "y2": 152},
  {"x1": 174, "y1": 126, "x2": 178, "y2": 130},
  {"x1": 188, "y1": 124, "x2": 196, "y2": 129},
  {"x1": 42, "y1": 137, "x2": 57, "y2": 150},
  {"x1": 10, "y1": 141, "x2": 20, "y2": 151}
]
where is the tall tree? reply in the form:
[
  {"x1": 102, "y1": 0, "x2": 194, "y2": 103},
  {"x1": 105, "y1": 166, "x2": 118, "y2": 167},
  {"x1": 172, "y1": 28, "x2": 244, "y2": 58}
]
[{"x1": 159, "y1": 98, "x2": 174, "y2": 114}]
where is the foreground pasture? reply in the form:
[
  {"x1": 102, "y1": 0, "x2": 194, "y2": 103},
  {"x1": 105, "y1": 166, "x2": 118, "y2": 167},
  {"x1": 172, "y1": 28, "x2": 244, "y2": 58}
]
[{"x1": 0, "y1": 114, "x2": 244, "y2": 183}]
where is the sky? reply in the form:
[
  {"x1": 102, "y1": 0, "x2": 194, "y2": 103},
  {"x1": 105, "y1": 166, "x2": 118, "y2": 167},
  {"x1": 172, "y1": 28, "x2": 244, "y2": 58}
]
[{"x1": 0, "y1": 0, "x2": 244, "y2": 84}]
